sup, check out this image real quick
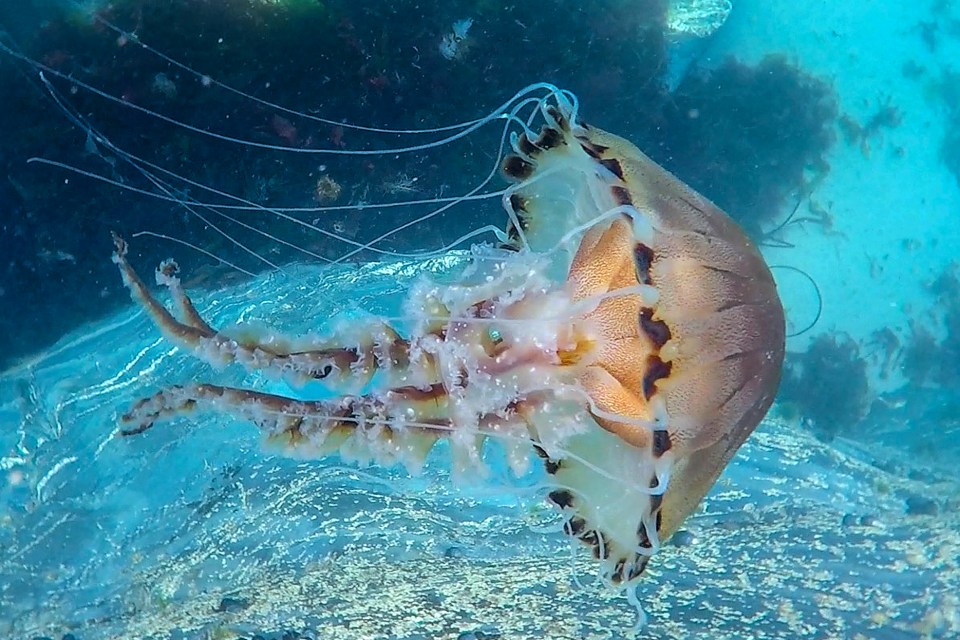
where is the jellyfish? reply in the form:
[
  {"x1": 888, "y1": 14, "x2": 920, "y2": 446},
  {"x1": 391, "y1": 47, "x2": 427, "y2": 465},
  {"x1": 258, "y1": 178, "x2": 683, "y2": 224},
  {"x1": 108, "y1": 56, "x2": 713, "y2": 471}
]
[{"x1": 2, "y1": 19, "x2": 785, "y2": 629}]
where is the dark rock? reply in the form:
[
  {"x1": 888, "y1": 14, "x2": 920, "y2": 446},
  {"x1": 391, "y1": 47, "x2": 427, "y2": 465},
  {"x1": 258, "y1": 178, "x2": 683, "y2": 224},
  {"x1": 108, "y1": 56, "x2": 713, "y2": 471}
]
[
  {"x1": 215, "y1": 596, "x2": 251, "y2": 612},
  {"x1": 905, "y1": 494, "x2": 939, "y2": 516},
  {"x1": 457, "y1": 625, "x2": 502, "y2": 640},
  {"x1": 841, "y1": 513, "x2": 859, "y2": 527},
  {"x1": 671, "y1": 529, "x2": 697, "y2": 547}
]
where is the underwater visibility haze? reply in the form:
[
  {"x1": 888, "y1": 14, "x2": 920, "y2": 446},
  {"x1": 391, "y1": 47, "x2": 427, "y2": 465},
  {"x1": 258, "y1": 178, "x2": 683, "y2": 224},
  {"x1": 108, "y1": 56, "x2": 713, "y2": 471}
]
[{"x1": 1, "y1": 1, "x2": 959, "y2": 639}]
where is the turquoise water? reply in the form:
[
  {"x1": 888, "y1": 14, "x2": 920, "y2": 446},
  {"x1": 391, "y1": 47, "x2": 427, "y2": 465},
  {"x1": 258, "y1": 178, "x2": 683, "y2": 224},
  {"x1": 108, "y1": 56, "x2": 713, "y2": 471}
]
[{"x1": 2, "y1": 1, "x2": 959, "y2": 639}]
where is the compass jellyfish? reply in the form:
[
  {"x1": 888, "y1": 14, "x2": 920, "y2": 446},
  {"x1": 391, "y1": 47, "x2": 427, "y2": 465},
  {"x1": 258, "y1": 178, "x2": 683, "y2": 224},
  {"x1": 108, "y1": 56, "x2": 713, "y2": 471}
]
[{"x1": 106, "y1": 85, "x2": 785, "y2": 625}]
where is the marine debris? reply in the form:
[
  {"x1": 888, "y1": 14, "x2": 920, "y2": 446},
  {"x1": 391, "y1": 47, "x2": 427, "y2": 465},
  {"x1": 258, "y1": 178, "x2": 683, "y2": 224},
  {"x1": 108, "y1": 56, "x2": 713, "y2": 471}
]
[{"x1": 439, "y1": 17, "x2": 473, "y2": 61}]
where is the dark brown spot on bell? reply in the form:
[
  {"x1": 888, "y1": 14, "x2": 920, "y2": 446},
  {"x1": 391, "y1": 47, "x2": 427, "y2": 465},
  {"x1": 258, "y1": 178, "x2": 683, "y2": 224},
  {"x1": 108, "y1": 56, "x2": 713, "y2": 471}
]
[
  {"x1": 502, "y1": 155, "x2": 534, "y2": 180},
  {"x1": 611, "y1": 185, "x2": 632, "y2": 206},
  {"x1": 545, "y1": 105, "x2": 568, "y2": 130},
  {"x1": 649, "y1": 491, "x2": 663, "y2": 514},
  {"x1": 517, "y1": 134, "x2": 539, "y2": 157},
  {"x1": 639, "y1": 308, "x2": 671, "y2": 348},
  {"x1": 580, "y1": 142, "x2": 601, "y2": 159},
  {"x1": 544, "y1": 457, "x2": 561, "y2": 474},
  {"x1": 637, "y1": 522, "x2": 652, "y2": 549},
  {"x1": 575, "y1": 134, "x2": 606, "y2": 153},
  {"x1": 549, "y1": 489, "x2": 574, "y2": 508},
  {"x1": 503, "y1": 223, "x2": 521, "y2": 248},
  {"x1": 516, "y1": 212, "x2": 529, "y2": 231},
  {"x1": 588, "y1": 532, "x2": 611, "y2": 560},
  {"x1": 652, "y1": 428, "x2": 672, "y2": 458},
  {"x1": 642, "y1": 356, "x2": 672, "y2": 400},
  {"x1": 612, "y1": 558, "x2": 627, "y2": 583},
  {"x1": 565, "y1": 516, "x2": 586, "y2": 536},
  {"x1": 598, "y1": 531, "x2": 611, "y2": 558},
  {"x1": 633, "y1": 244, "x2": 654, "y2": 285},
  {"x1": 508, "y1": 192, "x2": 528, "y2": 214},
  {"x1": 503, "y1": 212, "x2": 529, "y2": 246},
  {"x1": 600, "y1": 158, "x2": 624, "y2": 180},
  {"x1": 535, "y1": 125, "x2": 563, "y2": 150},
  {"x1": 628, "y1": 557, "x2": 650, "y2": 580}
]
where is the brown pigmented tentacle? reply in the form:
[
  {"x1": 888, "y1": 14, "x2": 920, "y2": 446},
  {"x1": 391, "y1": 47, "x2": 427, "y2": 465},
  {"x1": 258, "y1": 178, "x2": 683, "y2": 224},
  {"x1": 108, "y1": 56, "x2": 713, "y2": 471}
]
[
  {"x1": 155, "y1": 259, "x2": 216, "y2": 335},
  {"x1": 119, "y1": 382, "x2": 449, "y2": 471},
  {"x1": 112, "y1": 233, "x2": 211, "y2": 345},
  {"x1": 111, "y1": 234, "x2": 412, "y2": 388},
  {"x1": 119, "y1": 381, "x2": 547, "y2": 478}
]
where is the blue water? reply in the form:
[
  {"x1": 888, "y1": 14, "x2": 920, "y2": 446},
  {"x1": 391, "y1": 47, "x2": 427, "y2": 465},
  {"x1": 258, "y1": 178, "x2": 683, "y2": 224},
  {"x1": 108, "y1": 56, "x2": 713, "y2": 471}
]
[{"x1": 2, "y1": 1, "x2": 960, "y2": 639}]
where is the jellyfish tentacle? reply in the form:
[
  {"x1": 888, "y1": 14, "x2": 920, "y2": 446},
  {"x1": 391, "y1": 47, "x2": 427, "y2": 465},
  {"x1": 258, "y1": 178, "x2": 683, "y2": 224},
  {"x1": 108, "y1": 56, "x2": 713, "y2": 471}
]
[
  {"x1": 112, "y1": 232, "x2": 213, "y2": 342},
  {"x1": 119, "y1": 382, "x2": 448, "y2": 469},
  {"x1": 154, "y1": 258, "x2": 216, "y2": 334},
  {"x1": 119, "y1": 381, "x2": 551, "y2": 477},
  {"x1": 111, "y1": 233, "x2": 419, "y2": 389}
]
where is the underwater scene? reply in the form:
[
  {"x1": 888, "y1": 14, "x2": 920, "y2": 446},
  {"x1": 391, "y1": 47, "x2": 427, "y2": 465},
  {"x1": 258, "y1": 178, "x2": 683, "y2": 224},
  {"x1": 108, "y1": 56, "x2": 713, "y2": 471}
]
[{"x1": 1, "y1": 0, "x2": 959, "y2": 638}]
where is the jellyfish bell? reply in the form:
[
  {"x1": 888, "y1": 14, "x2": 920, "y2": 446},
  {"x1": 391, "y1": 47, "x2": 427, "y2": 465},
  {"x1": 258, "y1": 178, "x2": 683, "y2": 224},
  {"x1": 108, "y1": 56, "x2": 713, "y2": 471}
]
[
  {"x1": 498, "y1": 101, "x2": 786, "y2": 585},
  {"x1": 5, "y1": 18, "x2": 785, "y2": 629}
]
